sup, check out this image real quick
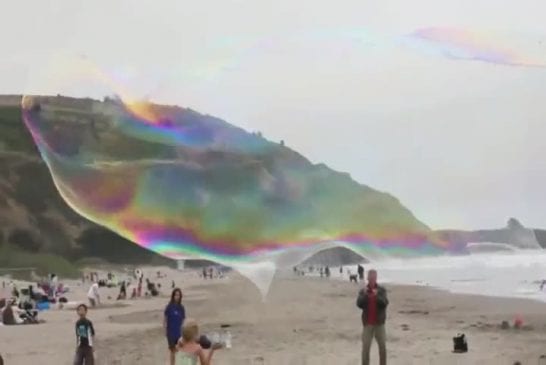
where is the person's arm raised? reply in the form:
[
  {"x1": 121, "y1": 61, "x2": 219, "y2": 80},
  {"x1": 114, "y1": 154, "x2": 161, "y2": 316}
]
[{"x1": 198, "y1": 347, "x2": 211, "y2": 365}]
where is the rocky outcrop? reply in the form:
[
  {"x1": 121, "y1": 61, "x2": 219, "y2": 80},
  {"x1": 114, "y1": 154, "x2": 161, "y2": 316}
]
[{"x1": 434, "y1": 218, "x2": 544, "y2": 250}]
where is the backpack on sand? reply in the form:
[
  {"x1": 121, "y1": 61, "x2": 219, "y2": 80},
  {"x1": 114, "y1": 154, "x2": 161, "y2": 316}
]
[{"x1": 453, "y1": 333, "x2": 468, "y2": 353}]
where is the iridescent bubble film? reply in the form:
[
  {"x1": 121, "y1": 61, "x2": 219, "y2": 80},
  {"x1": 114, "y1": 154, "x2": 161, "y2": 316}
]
[{"x1": 22, "y1": 52, "x2": 468, "y2": 294}]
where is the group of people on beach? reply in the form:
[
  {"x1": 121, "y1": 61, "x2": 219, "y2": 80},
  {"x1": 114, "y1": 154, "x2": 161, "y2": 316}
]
[
  {"x1": 2, "y1": 265, "x2": 388, "y2": 364},
  {"x1": 84, "y1": 269, "x2": 164, "y2": 308},
  {"x1": 75, "y1": 285, "x2": 222, "y2": 365},
  {"x1": 0, "y1": 274, "x2": 67, "y2": 326},
  {"x1": 201, "y1": 266, "x2": 225, "y2": 280},
  {"x1": 163, "y1": 288, "x2": 223, "y2": 365}
]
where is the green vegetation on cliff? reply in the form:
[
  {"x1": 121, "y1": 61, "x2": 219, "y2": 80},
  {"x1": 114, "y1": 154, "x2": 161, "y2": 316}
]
[{"x1": 0, "y1": 96, "x2": 428, "y2": 266}]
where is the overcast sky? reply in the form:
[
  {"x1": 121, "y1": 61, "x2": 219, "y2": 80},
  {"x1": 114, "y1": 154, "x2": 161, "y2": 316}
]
[{"x1": 1, "y1": 0, "x2": 546, "y2": 230}]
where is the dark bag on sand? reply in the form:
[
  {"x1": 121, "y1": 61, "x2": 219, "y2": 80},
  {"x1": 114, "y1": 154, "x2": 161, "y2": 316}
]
[{"x1": 453, "y1": 333, "x2": 468, "y2": 353}]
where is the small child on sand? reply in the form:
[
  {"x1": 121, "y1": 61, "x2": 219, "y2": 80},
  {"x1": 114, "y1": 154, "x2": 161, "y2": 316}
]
[{"x1": 74, "y1": 304, "x2": 95, "y2": 365}]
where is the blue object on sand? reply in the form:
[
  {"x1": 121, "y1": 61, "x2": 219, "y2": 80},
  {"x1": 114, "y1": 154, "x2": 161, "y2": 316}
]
[{"x1": 36, "y1": 301, "x2": 50, "y2": 311}]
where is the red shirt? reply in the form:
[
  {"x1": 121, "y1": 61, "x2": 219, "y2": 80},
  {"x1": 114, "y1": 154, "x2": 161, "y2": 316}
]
[{"x1": 366, "y1": 285, "x2": 378, "y2": 325}]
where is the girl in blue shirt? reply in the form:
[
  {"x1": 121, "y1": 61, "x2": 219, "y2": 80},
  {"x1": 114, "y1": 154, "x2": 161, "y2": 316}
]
[{"x1": 164, "y1": 288, "x2": 186, "y2": 365}]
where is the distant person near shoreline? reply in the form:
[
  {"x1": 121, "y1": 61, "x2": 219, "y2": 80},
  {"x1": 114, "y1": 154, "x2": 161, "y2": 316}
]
[
  {"x1": 356, "y1": 269, "x2": 389, "y2": 365},
  {"x1": 358, "y1": 265, "x2": 365, "y2": 281}
]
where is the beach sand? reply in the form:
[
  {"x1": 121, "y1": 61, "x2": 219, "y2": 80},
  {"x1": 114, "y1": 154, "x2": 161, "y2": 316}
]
[{"x1": 1, "y1": 268, "x2": 546, "y2": 365}]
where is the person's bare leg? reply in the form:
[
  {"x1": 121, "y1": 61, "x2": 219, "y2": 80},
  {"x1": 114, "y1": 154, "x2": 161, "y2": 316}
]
[
  {"x1": 169, "y1": 349, "x2": 175, "y2": 365},
  {"x1": 375, "y1": 325, "x2": 387, "y2": 365},
  {"x1": 361, "y1": 326, "x2": 374, "y2": 365}
]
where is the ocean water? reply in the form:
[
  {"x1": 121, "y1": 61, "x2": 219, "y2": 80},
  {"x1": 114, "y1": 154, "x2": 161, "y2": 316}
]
[{"x1": 331, "y1": 250, "x2": 546, "y2": 302}]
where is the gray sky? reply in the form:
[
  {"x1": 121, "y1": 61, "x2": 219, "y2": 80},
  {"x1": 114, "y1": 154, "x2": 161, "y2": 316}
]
[{"x1": 1, "y1": 0, "x2": 546, "y2": 229}]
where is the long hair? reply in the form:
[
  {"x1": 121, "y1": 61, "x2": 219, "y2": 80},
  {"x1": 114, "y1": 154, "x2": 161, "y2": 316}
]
[{"x1": 170, "y1": 288, "x2": 183, "y2": 305}]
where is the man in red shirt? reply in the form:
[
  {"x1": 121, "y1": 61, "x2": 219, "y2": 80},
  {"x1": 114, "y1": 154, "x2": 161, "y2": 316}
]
[{"x1": 356, "y1": 269, "x2": 388, "y2": 365}]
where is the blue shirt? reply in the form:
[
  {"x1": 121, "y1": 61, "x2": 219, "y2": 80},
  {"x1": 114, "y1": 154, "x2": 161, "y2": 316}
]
[{"x1": 165, "y1": 303, "x2": 185, "y2": 339}]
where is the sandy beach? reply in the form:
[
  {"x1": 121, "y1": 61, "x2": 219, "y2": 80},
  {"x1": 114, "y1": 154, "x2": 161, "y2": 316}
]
[{"x1": 2, "y1": 267, "x2": 546, "y2": 365}]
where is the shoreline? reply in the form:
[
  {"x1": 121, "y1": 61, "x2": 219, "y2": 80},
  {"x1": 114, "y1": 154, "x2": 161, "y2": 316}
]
[{"x1": 2, "y1": 268, "x2": 546, "y2": 364}]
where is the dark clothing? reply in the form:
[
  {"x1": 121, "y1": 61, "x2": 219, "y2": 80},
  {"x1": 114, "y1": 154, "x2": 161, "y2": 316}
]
[
  {"x1": 74, "y1": 346, "x2": 94, "y2": 365},
  {"x1": 166, "y1": 336, "x2": 178, "y2": 350},
  {"x1": 1, "y1": 306, "x2": 16, "y2": 325},
  {"x1": 357, "y1": 265, "x2": 365, "y2": 280},
  {"x1": 75, "y1": 318, "x2": 95, "y2": 348},
  {"x1": 356, "y1": 284, "x2": 388, "y2": 326},
  {"x1": 164, "y1": 302, "x2": 185, "y2": 347}
]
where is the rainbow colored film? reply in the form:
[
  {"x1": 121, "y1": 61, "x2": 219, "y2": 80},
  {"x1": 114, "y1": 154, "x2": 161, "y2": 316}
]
[{"x1": 20, "y1": 90, "x2": 463, "y2": 265}]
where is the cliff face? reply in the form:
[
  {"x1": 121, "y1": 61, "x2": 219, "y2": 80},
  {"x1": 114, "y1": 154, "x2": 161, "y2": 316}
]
[{"x1": 0, "y1": 95, "x2": 428, "y2": 264}]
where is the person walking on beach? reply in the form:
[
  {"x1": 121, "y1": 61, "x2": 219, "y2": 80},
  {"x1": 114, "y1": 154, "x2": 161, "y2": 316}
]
[
  {"x1": 356, "y1": 269, "x2": 388, "y2": 365},
  {"x1": 358, "y1": 264, "x2": 365, "y2": 281},
  {"x1": 87, "y1": 281, "x2": 100, "y2": 307},
  {"x1": 74, "y1": 304, "x2": 95, "y2": 365},
  {"x1": 164, "y1": 288, "x2": 186, "y2": 365}
]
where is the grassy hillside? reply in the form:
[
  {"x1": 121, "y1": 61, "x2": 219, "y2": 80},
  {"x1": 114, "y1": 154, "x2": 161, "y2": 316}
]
[{"x1": 0, "y1": 95, "x2": 429, "y2": 267}]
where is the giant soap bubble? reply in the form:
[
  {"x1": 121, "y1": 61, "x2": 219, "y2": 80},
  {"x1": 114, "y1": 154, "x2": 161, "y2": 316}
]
[{"x1": 21, "y1": 54, "x2": 462, "y2": 296}]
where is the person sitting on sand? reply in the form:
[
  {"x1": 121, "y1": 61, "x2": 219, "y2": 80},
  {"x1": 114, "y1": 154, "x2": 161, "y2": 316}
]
[
  {"x1": 165, "y1": 288, "x2": 186, "y2": 365},
  {"x1": 176, "y1": 319, "x2": 222, "y2": 365},
  {"x1": 1, "y1": 298, "x2": 26, "y2": 325},
  {"x1": 87, "y1": 281, "x2": 100, "y2": 307},
  {"x1": 357, "y1": 269, "x2": 389, "y2": 365}
]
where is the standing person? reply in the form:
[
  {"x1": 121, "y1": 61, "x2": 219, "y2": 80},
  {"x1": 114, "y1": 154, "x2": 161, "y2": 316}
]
[
  {"x1": 51, "y1": 274, "x2": 59, "y2": 297},
  {"x1": 164, "y1": 288, "x2": 186, "y2": 365},
  {"x1": 74, "y1": 304, "x2": 95, "y2": 365},
  {"x1": 358, "y1": 265, "x2": 365, "y2": 282},
  {"x1": 356, "y1": 269, "x2": 388, "y2": 365},
  {"x1": 117, "y1": 281, "x2": 127, "y2": 300},
  {"x1": 137, "y1": 277, "x2": 143, "y2": 297},
  {"x1": 87, "y1": 281, "x2": 100, "y2": 308}
]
